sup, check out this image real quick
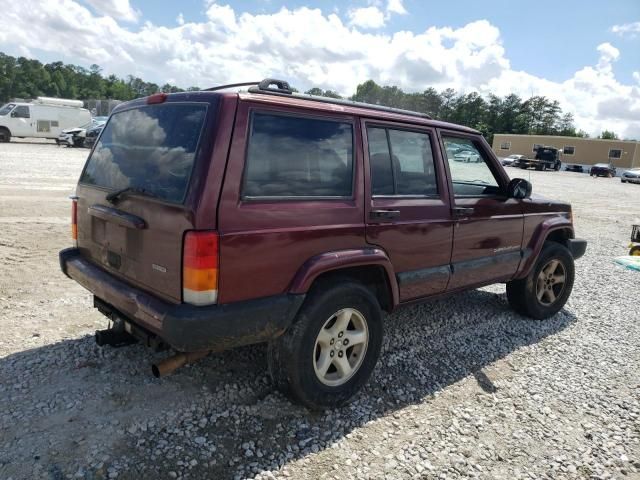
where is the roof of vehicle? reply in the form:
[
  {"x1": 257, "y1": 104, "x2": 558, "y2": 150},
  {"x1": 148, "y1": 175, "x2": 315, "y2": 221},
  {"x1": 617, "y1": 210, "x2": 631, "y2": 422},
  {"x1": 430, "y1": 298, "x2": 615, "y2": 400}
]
[
  {"x1": 111, "y1": 78, "x2": 481, "y2": 135},
  {"x1": 236, "y1": 90, "x2": 479, "y2": 135},
  {"x1": 592, "y1": 163, "x2": 612, "y2": 167}
]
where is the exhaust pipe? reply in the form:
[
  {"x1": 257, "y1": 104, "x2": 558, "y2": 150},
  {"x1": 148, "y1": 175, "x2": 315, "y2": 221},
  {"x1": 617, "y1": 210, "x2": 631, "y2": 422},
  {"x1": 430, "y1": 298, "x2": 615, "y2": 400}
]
[{"x1": 151, "y1": 351, "x2": 210, "y2": 378}]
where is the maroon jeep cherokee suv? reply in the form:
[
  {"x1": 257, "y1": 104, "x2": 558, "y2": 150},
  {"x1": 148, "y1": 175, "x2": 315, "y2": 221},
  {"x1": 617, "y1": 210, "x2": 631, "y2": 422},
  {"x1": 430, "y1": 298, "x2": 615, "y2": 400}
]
[{"x1": 60, "y1": 79, "x2": 586, "y2": 409}]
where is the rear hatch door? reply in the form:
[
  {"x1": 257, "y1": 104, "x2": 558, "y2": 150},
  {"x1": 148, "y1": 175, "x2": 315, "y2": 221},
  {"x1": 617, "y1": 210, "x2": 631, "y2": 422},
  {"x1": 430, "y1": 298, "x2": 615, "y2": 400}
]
[{"x1": 75, "y1": 97, "x2": 216, "y2": 303}]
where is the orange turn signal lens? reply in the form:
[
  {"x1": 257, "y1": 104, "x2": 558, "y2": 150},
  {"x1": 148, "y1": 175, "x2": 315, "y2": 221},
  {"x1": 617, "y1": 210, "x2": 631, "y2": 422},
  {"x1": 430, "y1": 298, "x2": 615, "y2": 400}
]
[
  {"x1": 183, "y1": 231, "x2": 219, "y2": 306},
  {"x1": 71, "y1": 198, "x2": 78, "y2": 244}
]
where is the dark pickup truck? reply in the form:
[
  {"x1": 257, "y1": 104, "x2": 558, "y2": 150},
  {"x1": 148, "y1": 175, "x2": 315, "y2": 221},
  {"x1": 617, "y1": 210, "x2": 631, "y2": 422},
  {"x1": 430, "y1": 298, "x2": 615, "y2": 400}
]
[
  {"x1": 60, "y1": 78, "x2": 587, "y2": 409},
  {"x1": 513, "y1": 146, "x2": 562, "y2": 171}
]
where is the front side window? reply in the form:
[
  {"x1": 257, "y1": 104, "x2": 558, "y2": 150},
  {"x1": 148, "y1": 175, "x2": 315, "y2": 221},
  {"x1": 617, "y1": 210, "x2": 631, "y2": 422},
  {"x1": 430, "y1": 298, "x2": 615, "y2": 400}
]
[
  {"x1": 609, "y1": 149, "x2": 622, "y2": 159},
  {"x1": 80, "y1": 103, "x2": 208, "y2": 204},
  {"x1": 243, "y1": 112, "x2": 354, "y2": 198},
  {"x1": 13, "y1": 106, "x2": 30, "y2": 118},
  {"x1": 443, "y1": 136, "x2": 502, "y2": 197},
  {"x1": 367, "y1": 126, "x2": 438, "y2": 196}
]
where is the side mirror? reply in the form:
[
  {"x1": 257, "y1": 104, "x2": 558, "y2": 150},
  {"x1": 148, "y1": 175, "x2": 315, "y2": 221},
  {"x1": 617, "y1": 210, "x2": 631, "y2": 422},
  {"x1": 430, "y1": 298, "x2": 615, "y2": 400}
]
[
  {"x1": 10, "y1": 111, "x2": 17, "y2": 117},
  {"x1": 507, "y1": 178, "x2": 532, "y2": 199}
]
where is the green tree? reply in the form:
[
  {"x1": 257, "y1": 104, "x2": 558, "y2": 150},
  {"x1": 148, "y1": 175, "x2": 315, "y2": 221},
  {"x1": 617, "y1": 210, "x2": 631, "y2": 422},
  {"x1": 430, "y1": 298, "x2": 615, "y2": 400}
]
[{"x1": 599, "y1": 130, "x2": 618, "y2": 140}]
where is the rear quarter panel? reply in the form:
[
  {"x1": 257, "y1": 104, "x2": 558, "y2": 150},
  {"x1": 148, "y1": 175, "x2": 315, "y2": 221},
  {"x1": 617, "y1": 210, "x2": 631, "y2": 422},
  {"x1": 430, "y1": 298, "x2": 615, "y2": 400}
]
[{"x1": 217, "y1": 101, "x2": 367, "y2": 304}]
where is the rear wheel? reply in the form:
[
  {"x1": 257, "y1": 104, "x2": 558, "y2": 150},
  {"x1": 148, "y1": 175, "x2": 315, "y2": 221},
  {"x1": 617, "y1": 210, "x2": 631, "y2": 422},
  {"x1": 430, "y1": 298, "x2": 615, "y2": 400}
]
[
  {"x1": 0, "y1": 127, "x2": 10, "y2": 143},
  {"x1": 630, "y1": 245, "x2": 640, "y2": 256},
  {"x1": 268, "y1": 281, "x2": 383, "y2": 410},
  {"x1": 506, "y1": 242, "x2": 575, "y2": 319}
]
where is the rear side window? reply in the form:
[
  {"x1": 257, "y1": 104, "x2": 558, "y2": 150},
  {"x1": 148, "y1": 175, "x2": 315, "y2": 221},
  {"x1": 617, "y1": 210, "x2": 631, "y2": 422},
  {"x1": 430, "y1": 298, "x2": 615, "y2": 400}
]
[
  {"x1": 243, "y1": 112, "x2": 354, "y2": 198},
  {"x1": 367, "y1": 126, "x2": 438, "y2": 196},
  {"x1": 80, "y1": 103, "x2": 207, "y2": 204}
]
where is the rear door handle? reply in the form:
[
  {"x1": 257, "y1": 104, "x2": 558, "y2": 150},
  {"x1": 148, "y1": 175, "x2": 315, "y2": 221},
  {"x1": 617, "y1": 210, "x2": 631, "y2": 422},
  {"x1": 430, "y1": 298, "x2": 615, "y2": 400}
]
[
  {"x1": 370, "y1": 209, "x2": 401, "y2": 221},
  {"x1": 452, "y1": 207, "x2": 474, "y2": 216}
]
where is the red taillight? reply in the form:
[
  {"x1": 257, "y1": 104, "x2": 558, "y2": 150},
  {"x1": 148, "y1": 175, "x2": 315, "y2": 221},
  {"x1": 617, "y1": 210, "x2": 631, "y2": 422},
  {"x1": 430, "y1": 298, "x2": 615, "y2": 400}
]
[
  {"x1": 147, "y1": 93, "x2": 167, "y2": 104},
  {"x1": 71, "y1": 198, "x2": 78, "y2": 245},
  {"x1": 183, "y1": 231, "x2": 219, "y2": 305}
]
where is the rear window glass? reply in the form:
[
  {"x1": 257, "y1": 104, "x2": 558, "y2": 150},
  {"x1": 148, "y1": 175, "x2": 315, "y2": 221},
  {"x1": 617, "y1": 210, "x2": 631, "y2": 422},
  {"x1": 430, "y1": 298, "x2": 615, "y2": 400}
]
[
  {"x1": 80, "y1": 103, "x2": 207, "y2": 203},
  {"x1": 243, "y1": 112, "x2": 354, "y2": 198}
]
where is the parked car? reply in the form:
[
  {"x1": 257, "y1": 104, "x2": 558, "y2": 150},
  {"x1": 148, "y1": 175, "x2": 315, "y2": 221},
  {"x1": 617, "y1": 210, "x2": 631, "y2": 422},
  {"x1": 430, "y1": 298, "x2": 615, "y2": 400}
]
[
  {"x1": 454, "y1": 150, "x2": 482, "y2": 162},
  {"x1": 590, "y1": 163, "x2": 616, "y2": 177},
  {"x1": 58, "y1": 116, "x2": 108, "y2": 147},
  {"x1": 621, "y1": 168, "x2": 640, "y2": 184},
  {"x1": 59, "y1": 78, "x2": 587, "y2": 409},
  {"x1": 0, "y1": 97, "x2": 90, "y2": 143},
  {"x1": 83, "y1": 121, "x2": 107, "y2": 148},
  {"x1": 565, "y1": 165, "x2": 584, "y2": 173},
  {"x1": 501, "y1": 154, "x2": 526, "y2": 166}
]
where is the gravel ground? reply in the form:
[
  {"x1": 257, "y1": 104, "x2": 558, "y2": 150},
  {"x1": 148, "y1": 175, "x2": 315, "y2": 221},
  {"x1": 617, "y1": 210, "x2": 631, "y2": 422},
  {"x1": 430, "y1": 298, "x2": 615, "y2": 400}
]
[{"x1": 0, "y1": 140, "x2": 639, "y2": 480}]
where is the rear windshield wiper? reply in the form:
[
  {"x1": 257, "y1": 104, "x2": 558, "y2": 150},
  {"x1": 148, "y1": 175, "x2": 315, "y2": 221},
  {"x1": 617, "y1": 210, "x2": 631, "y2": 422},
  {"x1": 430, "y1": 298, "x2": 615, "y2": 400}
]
[{"x1": 106, "y1": 186, "x2": 157, "y2": 204}]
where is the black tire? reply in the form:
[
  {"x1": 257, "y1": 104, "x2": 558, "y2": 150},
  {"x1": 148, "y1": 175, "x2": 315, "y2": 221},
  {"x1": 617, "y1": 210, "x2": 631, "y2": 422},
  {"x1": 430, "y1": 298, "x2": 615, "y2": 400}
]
[
  {"x1": 0, "y1": 127, "x2": 10, "y2": 143},
  {"x1": 506, "y1": 242, "x2": 575, "y2": 319},
  {"x1": 630, "y1": 245, "x2": 640, "y2": 257},
  {"x1": 268, "y1": 280, "x2": 383, "y2": 410},
  {"x1": 621, "y1": 179, "x2": 626, "y2": 183}
]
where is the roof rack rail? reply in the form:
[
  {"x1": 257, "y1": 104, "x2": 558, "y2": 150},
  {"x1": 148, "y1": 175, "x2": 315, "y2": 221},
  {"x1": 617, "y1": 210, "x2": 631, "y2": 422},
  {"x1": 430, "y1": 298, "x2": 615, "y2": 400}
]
[
  {"x1": 203, "y1": 81, "x2": 262, "y2": 92},
  {"x1": 247, "y1": 77, "x2": 432, "y2": 120}
]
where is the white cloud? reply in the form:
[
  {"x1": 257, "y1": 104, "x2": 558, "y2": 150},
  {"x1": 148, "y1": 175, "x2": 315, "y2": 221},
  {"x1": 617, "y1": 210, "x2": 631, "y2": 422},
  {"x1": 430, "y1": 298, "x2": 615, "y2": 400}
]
[
  {"x1": 348, "y1": 0, "x2": 407, "y2": 29},
  {"x1": 176, "y1": 13, "x2": 185, "y2": 26},
  {"x1": 611, "y1": 21, "x2": 640, "y2": 37},
  {"x1": 0, "y1": 2, "x2": 638, "y2": 139},
  {"x1": 386, "y1": 0, "x2": 407, "y2": 16},
  {"x1": 348, "y1": 6, "x2": 386, "y2": 29},
  {"x1": 596, "y1": 42, "x2": 620, "y2": 70},
  {"x1": 83, "y1": 0, "x2": 139, "y2": 22}
]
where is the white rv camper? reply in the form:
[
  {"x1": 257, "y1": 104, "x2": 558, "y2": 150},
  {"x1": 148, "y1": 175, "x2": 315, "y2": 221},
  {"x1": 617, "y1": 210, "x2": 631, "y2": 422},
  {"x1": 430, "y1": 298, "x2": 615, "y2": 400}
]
[{"x1": 0, "y1": 97, "x2": 91, "y2": 143}]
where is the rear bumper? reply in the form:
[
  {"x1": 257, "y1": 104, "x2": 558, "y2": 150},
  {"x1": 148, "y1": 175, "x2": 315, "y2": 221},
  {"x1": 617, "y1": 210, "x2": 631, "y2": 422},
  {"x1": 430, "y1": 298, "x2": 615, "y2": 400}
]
[
  {"x1": 568, "y1": 238, "x2": 587, "y2": 260},
  {"x1": 59, "y1": 248, "x2": 305, "y2": 352}
]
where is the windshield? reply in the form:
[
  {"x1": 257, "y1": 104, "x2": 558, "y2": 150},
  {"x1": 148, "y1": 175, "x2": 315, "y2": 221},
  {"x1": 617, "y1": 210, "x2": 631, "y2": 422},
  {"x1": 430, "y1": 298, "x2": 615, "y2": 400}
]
[
  {"x1": 80, "y1": 103, "x2": 208, "y2": 204},
  {"x1": 0, "y1": 103, "x2": 16, "y2": 116}
]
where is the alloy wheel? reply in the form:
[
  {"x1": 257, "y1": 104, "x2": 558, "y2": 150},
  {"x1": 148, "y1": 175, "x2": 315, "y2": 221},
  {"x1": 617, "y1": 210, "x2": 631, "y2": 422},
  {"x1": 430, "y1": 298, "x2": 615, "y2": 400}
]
[
  {"x1": 313, "y1": 308, "x2": 369, "y2": 387},
  {"x1": 535, "y1": 259, "x2": 566, "y2": 306}
]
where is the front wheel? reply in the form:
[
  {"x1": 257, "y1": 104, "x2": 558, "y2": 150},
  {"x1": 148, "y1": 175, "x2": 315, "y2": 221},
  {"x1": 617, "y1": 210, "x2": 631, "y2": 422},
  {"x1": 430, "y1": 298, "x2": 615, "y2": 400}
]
[
  {"x1": 506, "y1": 242, "x2": 575, "y2": 319},
  {"x1": 0, "y1": 127, "x2": 10, "y2": 143},
  {"x1": 268, "y1": 281, "x2": 383, "y2": 410},
  {"x1": 630, "y1": 245, "x2": 640, "y2": 256}
]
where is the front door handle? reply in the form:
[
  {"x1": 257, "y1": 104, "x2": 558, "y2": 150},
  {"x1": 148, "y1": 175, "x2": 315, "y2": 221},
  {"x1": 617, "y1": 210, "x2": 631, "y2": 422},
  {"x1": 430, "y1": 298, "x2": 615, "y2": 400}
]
[
  {"x1": 370, "y1": 209, "x2": 400, "y2": 220},
  {"x1": 452, "y1": 207, "x2": 474, "y2": 216}
]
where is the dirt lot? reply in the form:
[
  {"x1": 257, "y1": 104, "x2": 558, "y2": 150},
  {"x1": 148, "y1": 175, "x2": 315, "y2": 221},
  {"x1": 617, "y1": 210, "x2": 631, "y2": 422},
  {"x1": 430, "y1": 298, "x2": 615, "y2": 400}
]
[{"x1": 1, "y1": 140, "x2": 639, "y2": 480}]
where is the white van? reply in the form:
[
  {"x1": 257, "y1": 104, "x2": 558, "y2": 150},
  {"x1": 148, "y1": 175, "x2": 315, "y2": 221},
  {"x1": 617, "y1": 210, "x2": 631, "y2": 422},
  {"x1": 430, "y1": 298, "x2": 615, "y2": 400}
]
[{"x1": 0, "y1": 97, "x2": 91, "y2": 143}]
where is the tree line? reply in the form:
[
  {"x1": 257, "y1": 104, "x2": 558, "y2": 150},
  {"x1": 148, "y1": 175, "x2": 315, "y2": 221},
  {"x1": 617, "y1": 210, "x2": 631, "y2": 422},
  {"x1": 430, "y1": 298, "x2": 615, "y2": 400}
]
[{"x1": 1, "y1": 52, "x2": 620, "y2": 142}]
